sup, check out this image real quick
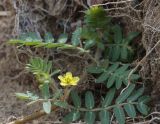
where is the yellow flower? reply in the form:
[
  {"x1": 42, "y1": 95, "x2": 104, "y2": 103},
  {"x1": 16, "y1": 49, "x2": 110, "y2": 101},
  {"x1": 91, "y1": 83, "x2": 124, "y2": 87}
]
[{"x1": 58, "y1": 72, "x2": 80, "y2": 87}]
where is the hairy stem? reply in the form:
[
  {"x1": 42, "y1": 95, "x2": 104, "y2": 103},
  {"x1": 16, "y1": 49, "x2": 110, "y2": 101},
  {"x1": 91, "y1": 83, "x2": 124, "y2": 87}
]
[
  {"x1": 68, "y1": 102, "x2": 138, "y2": 112},
  {"x1": 8, "y1": 106, "x2": 58, "y2": 124}
]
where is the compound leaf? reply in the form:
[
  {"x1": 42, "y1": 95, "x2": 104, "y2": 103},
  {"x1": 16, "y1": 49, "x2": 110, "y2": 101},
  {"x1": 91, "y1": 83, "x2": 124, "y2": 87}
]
[
  {"x1": 71, "y1": 27, "x2": 82, "y2": 46},
  {"x1": 63, "y1": 110, "x2": 80, "y2": 123},
  {"x1": 102, "y1": 88, "x2": 115, "y2": 107},
  {"x1": 96, "y1": 72, "x2": 109, "y2": 83},
  {"x1": 58, "y1": 33, "x2": 68, "y2": 43},
  {"x1": 44, "y1": 32, "x2": 54, "y2": 43},
  {"x1": 124, "y1": 104, "x2": 136, "y2": 118},
  {"x1": 127, "y1": 87, "x2": 144, "y2": 102},
  {"x1": 87, "y1": 66, "x2": 104, "y2": 74},
  {"x1": 99, "y1": 110, "x2": 110, "y2": 124},
  {"x1": 113, "y1": 106, "x2": 125, "y2": 124},
  {"x1": 85, "y1": 91, "x2": 94, "y2": 109},
  {"x1": 84, "y1": 111, "x2": 96, "y2": 124},
  {"x1": 70, "y1": 90, "x2": 81, "y2": 108},
  {"x1": 116, "y1": 84, "x2": 135, "y2": 104}
]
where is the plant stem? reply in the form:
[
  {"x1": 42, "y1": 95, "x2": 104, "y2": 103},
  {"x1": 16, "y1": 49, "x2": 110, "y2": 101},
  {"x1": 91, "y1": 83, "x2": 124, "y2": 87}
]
[
  {"x1": 9, "y1": 89, "x2": 70, "y2": 124},
  {"x1": 68, "y1": 102, "x2": 138, "y2": 112},
  {"x1": 8, "y1": 106, "x2": 59, "y2": 124}
]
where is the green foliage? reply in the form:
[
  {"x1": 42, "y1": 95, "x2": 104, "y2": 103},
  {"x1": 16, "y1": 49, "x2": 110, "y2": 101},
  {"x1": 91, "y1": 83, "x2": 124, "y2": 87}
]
[
  {"x1": 57, "y1": 33, "x2": 68, "y2": 43},
  {"x1": 63, "y1": 110, "x2": 81, "y2": 123},
  {"x1": 63, "y1": 85, "x2": 150, "y2": 124},
  {"x1": 71, "y1": 27, "x2": 82, "y2": 46},
  {"x1": 26, "y1": 58, "x2": 52, "y2": 76},
  {"x1": 24, "y1": 58, "x2": 63, "y2": 113},
  {"x1": 44, "y1": 32, "x2": 54, "y2": 43},
  {"x1": 70, "y1": 90, "x2": 81, "y2": 108},
  {"x1": 26, "y1": 58, "x2": 52, "y2": 84},
  {"x1": 85, "y1": 91, "x2": 95, "y2": 109},
  {"x1": 54, "y1": 101, "x2": 68, "y2": 108},
  {"x1": 113, "y1": 106, "x2": 125, "y2": 124},
  {"x1": 9, "y1": 32, "x2": 87, "y2": 53},
  {"x1": 19, "y1": 32, "x2": 42, "y2": 42},
  {"x1": 81, "y1": 27, "x2": 100, "y2": 42},
  {"x1": 39, "y1": 83, "x2": 50, "y2": 99},
  {"x1": 43, "y1": 101, "x2": 51, "y2": 114},
  {"x1": 15, "y1": 91, "x2": 39, "y2": 101},
  {"x1": 11, "y1": 5, "x2": 150, "y2": 124},
  {"x1": 87, "y1": 63, "x2": 140, "y2": 89},
  {"x1": 84, "y1": 111, "x2": 96, "y2": 124},
  {"x1": 99, "y1": 110, "x2": 110, "y2": 124},
  {"x1": 84, "y1": 6, "x2": 111, "y2": 28},
  {"x1": 106, "y1": 25, "x2": 140, "y2": 62},
  {"x1": 102, "y1": 88, "x2": 115, "y2": 107}
]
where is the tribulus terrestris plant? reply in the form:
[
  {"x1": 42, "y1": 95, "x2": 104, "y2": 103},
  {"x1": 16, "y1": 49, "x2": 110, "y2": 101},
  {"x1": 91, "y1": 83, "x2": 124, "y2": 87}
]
[{"x1": 9, "y1": 6, "x2": 150, "y2": 124}]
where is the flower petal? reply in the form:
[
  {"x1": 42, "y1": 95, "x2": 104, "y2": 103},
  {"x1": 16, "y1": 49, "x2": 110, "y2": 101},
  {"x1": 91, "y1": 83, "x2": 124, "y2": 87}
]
[
  {"x1": 58, "y1": 75, "x2": 66, "y2": 83},
  {"x1": 60, "y1": 82, "x2": 68, "y2": 86},
  {"x1": 70, "y1": 77, "x2": 80, "y2": 85},
  {"x1": 65, "y1": 72, "x2": 73, "y2": 78}
]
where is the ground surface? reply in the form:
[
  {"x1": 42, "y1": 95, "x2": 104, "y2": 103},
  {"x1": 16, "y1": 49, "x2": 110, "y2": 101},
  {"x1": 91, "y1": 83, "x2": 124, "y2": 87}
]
[{"x1": 1, "y1": 0, "x2": 160, "y2": 124}]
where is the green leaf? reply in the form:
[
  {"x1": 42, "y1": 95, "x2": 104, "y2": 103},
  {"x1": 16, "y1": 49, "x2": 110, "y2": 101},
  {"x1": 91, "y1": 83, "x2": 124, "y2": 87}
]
[
  {"x1": 107, "y1": 63, "x2": 119, "y2": 72},
  {"x1": 54, "y1": 101, "x2": 68, "y2": 108},
  {"x1": 58, "y1": 33, "x2": 68, "y2": 43},
  {"x1": 127, "y1": 87, "x2": 144, "y2": 102},
  {"x1": 112, "y1": 46, "x2": 120, "y2": 61},
  {"x1": 107, "y1": 75, "x2": 116, "y2": 88},
  {"x1": 18, "y1": 33, "x2": 28, "y2": 41},
  {"x1": 124, "y1": 104, "x2": 136, "y2": 118},
  {"x1": 115, "y1": 77, "x2": 123, "y2": 89},
  {"x1": 102, "y1": 88, "x2": 115, "y2": 107},
  {"x1": 97, "y1": 42, "x2": 105, "y2": 50},
  {"x1": 136, "y1": 96, "x2": 150, "y2": 115},
  {"x1": 116, "y1": 84, "x2": 135, "y2": 104},
  {"x1": 51, "y1": 69, "x2": 61, "y2": 76},
  {"x1": 113, "y1": 106, "x2": 125, "y2": 124},
  {"x1": 26, "y1": 57, "x2": 52, "y2": 75},
  {"x1": 96, "y1": 72, "x2": 109, "y2": 83},
  {"x1": 63, "y1": 110, "x2": 80, "y2": 123},
  {"x1": 84, "y1": 6, "x2": 110, "y2": 28},
  {"x1": 15, "y1": 93, "x2": 30, "y2": 100},
  {"x1": 52, "y1": 89, "x2": 63, "y2": 100},
  {"x1": 116, "y1": 64, "x2": 129, "y2": 74},
  {"x1": 87, "y1": 66, "x2": 104, "y2": 74},
  {"x1": 136, "y1": 103, "x2": 149, "y2": 115},
  {"x1": 84, "y1": 111, "x2": 96, "y2": 124},
  {"x1": 125, "y1": 32, "x2": 140, "y2": 44},
  {"x1": 99, "y1": 110, "x2": 110, "y2": 124},
  {"x1": 100, "y1": 59, "x2": 109, "y2": 69},
  {"x1": 44, "y1": 32, "x2": 54, "y2": 43},
  {"x1": 138, "y1": 96, "x2": 151, "y2": 103},
  {"x1": 84, "y1": 40, "x2": 96, "y2": 49},
  {"x1": 112, "y1": 25, "x2": 122, "y2": 43},
  {"x1": 26, "y1": 91, "x2": 39, "y2": 100},
  {"x1": 39, "y1": 83, "x2": 50, "y2": 99},
  {"x1": 130, "y1": 74, "x2": 140, "y2": 80},
  {"x1": 123, "y1": 70, "x2": 140, "y2": 82},
  {"x1": 70, "y1": 90, "x2": 81, "y2": 108},
  {"x1": 71, "y1": 27, "x2": 82, "y2": 46},
  {"x1": 24, "y1": 32, "x2": 42, "y2": 42},
  {"x1": 43, "y1": 101, "x2": 51, "y2": 114},
  {"x1": 85, "y1": 91, "x2": 94, "y2": 109},
  {"x1": 120, "y1": 47, "x2": 128, "y2": 61}
]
